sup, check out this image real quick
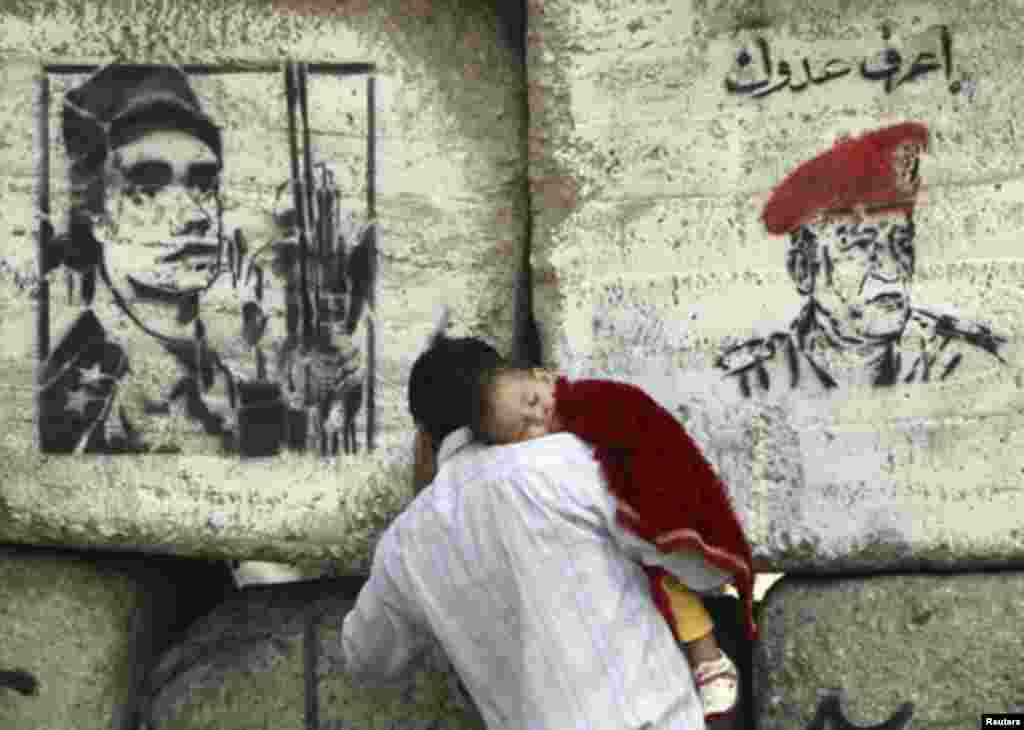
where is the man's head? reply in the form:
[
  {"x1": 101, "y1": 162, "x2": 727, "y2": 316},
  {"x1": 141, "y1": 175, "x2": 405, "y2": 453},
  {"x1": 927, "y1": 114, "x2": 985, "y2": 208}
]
[
  {"x1": 471, "y1": 367, "x2": 561, "y2": 445},
  {"x1": 62, "y1": 65, "x2": 224, "y2": 290},
  {"x1": 762, "y1": 122, "x2": 927, "y2": 342},
  {"x1": 408, "y1": 335, "x2": 504, "y2": 449},
  {"x1": 63, "y1": 64, "x2": 222, "y2": 198},
  {"x1": 786, "y1": 210, "x2": 915, "y2": 340}
]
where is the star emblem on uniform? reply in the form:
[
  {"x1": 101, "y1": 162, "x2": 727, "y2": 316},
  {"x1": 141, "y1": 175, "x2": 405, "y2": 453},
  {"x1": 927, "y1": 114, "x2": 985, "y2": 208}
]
[
  {"x1": 77, "y1": 363, "x2": 114, "y2": 390},
  {"x1": 65, "y1": 387, "x2": 105, "y2": 416}
]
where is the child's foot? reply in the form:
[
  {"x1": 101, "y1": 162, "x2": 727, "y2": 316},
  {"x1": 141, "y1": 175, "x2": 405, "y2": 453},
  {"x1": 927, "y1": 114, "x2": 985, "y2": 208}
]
[{"x1": 693, "y1": 653, "x2": 739, "y2": 721}]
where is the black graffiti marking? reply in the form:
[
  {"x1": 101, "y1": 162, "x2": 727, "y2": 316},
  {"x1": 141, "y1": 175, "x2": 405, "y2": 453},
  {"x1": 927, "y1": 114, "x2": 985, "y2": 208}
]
[
  {"x1": 725, "y1": 25, "x2": 955, "y2": 98},
  {"x1": 874, "y1": 344, "x2": 898, "y2": 386},
  {"x1": 0, "y1": 669, "x2": 39, "y2": 696},
  {"x1": 930, "y1": 311, "x2": 1008, "y2": 362},
  {"x1": 806, "y1": 691, "x2": 913, "y2": 730},
  {"x1": 718, "y1": 302, "x2": 1007, "y2": 397},
  {"x1": 38, "y1": 64, "x2": 378, "y2": 458},
  {"x1": 939, "y1": 351, "x2": 962, "y2": 380},
  {"x1": 716, "y1": 327, "x2": 841, "y2": 396},
  {"x1": 784, "y1": 335, "x2": 800, "y2": 388},
  {"x1": 303, "y1": 612, "x2": 319, "y2": 730}
]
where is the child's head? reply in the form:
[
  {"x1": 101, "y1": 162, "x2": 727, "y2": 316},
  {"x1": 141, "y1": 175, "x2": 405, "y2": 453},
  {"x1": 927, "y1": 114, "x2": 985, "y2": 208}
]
[{"x1": 472, "y1": 367, "x2": 562, "y2": 444}]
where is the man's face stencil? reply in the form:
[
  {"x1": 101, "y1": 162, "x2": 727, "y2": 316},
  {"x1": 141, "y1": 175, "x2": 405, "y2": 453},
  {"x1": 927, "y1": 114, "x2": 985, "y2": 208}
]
[
  {"x1": 814, "y1": 211, "x2": 916, "y2": 341},
  {"x1": 95, "y1": 128, "x2": 222, "y2": 290}
]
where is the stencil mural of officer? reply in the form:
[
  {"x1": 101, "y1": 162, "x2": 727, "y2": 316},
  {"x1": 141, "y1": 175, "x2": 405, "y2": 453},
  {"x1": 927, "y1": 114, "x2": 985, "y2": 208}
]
[
  {"x1": 39, "y1": 63, "x2": 375, "y2": 455},
  {"x1": 716, "y1": 122, "x2": 1007, "y2": 398},
  {"x1": 39, "y1": 64, "x2": 226, "y2": 453}
]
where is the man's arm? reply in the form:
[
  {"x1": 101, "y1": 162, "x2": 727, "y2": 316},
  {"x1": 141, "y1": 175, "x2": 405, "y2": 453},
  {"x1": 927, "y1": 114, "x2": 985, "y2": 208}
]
[{"x1": 341, "y1": 526, "x2": 431, "y2": 685}]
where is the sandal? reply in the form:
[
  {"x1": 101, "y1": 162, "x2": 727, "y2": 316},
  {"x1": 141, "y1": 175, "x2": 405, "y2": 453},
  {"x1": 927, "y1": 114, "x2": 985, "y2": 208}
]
[{"x1": 693, "y1": 653, "x2": 739, "y2": 721}]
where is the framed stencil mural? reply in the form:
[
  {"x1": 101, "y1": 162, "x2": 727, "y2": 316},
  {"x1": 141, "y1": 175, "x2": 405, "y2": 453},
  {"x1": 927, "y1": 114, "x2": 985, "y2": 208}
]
[{"x1": 34, "y1": 62, "x2": 379, "y2": 459}]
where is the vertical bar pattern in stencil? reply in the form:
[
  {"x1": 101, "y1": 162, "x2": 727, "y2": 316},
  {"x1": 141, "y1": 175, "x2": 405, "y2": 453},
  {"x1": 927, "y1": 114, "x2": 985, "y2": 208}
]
[
  {"x1": 35, "y1": 73, "x2": 50, "y2": 362},
  {"x1": 365, "y1": 74, "x2": 377, "y2": 452}
]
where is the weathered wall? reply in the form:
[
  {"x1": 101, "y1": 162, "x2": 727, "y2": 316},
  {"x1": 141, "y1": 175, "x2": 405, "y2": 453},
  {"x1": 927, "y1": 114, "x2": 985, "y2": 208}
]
[
  {"x1": 755, "y1": 572, "x2": 1024, "y2": 727},
  {"x1": 2, "y1": 0, "x2": 1022, "y2": 583},
  {"x1": 527, "y1": 0, "x2": 1024, "y2": 573},
  {"x1": 139, "y1": 579, "x2": 486, "y2": 730},
  {"x1": 0, "y1": 546, "x2": 208, "y2": 730},
  {"x1": 3, "y1": 1, "x2": 1022, "y2": 727},
  {"x1": 0, "y1": 0, "x2": 526, "y2": 569}
]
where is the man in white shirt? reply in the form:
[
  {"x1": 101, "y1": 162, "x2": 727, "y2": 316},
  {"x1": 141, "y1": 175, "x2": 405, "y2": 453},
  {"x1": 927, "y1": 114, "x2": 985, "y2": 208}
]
[{"x1": 340, "y1": 336, "x2": 707, "y2": 729}]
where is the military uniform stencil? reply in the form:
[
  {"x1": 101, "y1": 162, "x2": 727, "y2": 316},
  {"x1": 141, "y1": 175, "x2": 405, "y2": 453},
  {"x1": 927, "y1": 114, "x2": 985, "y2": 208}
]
[
  {"x1": 716, "y1": 122, "x2": 1008, "y2": 397},
  {"x1": 717, "y1": 303, "x2": 1007, "y2": 398}
]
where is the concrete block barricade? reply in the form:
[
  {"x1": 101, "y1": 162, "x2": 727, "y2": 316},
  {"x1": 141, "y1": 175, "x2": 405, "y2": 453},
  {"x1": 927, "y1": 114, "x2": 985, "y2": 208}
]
[
  {"x1": 0, "y1": 546, "x2": 232, "y2": 730},
  {"x1": 140, "y1": 578, "x2": 485, "y2": 730},
  {"x1": 0, "y1": 2, "x2": 525, "y2": 726},
  {"x1": 2, "y1": 0, "x2": 1024, "y2": 726},
  {"x1": 0, "y1": 0, "x2": 526, "y2": 564},
  {"x1": 754, "y1": 573, "x2": 1024, "y2": 728},
  {"x1": 527, "y1": 0, "x2": 1024, "y2": 572}
]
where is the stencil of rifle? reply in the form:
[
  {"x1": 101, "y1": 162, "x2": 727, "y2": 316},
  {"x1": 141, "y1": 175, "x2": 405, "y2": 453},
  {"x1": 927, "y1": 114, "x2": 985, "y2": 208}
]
[{"x1": 268, "y1": 60, "x2": 374, "y2": 455}]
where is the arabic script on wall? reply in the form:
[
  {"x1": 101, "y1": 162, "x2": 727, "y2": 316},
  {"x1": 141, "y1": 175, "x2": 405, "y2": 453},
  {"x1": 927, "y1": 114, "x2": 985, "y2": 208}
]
[{"x1": 725, "y1": 25, "x2": 967, "y2": 99}]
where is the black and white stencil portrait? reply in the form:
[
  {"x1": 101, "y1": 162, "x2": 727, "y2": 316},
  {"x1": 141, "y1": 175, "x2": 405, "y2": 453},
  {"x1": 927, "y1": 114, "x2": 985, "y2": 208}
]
[{"x1": 35, "y1": 62, "x2": 378, "y2": 458}]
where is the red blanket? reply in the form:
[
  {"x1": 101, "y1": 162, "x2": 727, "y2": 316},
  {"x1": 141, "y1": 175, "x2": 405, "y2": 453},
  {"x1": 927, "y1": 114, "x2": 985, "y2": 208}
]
[{"x1": 554, "y1": 377, "x2": 757, "y2": 641}]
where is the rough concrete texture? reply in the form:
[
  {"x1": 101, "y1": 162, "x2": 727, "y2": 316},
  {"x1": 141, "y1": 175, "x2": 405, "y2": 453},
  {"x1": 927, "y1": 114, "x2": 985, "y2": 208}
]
[
  {"x1": 1, "y1": 414, "x2": 421, "y2": 569},
  {"x1": 0, "y1": 547, "x2": 172, "y2": 730},
  {"x1": 0, "y1": 0, "x2": 526, "y2": 565},
  {"x1": 142, "y1": 579, "x2": 485, "y2": 730},
  {"x1": 754, "y1": 572, "x2": 1024, "y2": 728},
  {"x1": 528, "y1": 0, "x2": 1024, "y2": 570}
]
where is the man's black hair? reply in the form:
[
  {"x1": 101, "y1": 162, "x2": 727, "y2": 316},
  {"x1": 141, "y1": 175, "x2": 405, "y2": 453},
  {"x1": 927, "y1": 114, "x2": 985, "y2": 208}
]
[{"x1": 408, "y1": 335, "x2": 504, "y2": 449}]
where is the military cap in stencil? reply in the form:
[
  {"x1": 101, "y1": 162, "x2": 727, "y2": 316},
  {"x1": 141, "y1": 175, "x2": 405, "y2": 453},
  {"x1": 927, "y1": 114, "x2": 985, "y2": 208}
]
[
  {"x1": 62, "y1": 64, "x2": 223, "y2": 179},
  {"x1": 761, "y1": 122, "x2": 928, "y2": 235}
]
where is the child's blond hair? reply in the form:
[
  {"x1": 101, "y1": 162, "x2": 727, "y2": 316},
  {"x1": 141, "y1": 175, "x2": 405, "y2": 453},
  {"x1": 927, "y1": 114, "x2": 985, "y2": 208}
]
[{"x1": 471, "y1": 366, "x2": 556, "y2": 444}]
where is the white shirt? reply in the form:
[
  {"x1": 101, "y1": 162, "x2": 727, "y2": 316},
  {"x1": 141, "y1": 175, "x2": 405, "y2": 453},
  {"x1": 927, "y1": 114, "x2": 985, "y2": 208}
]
[{"x1": 341, "y1": 428, "x2": 707, "y2": 730}]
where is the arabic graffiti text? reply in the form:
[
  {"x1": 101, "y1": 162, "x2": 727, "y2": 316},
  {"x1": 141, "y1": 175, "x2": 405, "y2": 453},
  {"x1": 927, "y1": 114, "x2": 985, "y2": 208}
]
[{"x1": 725, "y1": 25, "x2": 961, "y2": 99}]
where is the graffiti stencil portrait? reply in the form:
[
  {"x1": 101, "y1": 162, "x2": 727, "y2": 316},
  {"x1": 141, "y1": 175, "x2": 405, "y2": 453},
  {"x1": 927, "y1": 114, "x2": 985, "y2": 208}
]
[
  {"x1": 716, "y1": 121, "x2": 1008, "y2": 398},
  {"x1": 34, "y1": 62, "x2": 378, "y2": 459}
]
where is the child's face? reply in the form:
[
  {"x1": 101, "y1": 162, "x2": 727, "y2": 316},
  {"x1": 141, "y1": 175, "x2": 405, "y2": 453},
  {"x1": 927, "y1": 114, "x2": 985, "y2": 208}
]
[{"x1": 487, "y1": 370, "x2": 561, "y2": 444}]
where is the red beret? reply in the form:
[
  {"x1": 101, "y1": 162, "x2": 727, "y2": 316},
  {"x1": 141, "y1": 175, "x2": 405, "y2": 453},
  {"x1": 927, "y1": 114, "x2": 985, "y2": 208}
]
[{"x1": 761, "y1": 122, "x2": 929, "y2": 235}]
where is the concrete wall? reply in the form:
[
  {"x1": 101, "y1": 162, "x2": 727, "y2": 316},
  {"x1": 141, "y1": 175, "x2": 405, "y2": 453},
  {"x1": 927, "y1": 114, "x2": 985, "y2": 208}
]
[
  {"x1": 6, "y1": 0, "x2": 1022, "y2": 577},
  {"x1": 0, "y1": 0, "x2": 526, "y2": 570},
  {"x1": 528, "y1": 0, "x2": 1024, "y2": 573},
  {"x1": 3, "y1": 1, "x2": 1024, "y2": 726}
]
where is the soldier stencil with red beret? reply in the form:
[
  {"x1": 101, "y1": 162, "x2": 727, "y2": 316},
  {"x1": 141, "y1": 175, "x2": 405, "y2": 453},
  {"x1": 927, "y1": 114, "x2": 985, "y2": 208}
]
[{"x1": 716, "y1": 122, "x2": 1007, "y2": 397}]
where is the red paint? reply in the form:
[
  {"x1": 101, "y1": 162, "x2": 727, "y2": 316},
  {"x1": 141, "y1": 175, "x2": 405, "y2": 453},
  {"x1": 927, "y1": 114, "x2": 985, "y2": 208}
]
[
  {"x1": 533, "y1": 175, "x2": 578, "y2": 211},
  {"x1": 762, "y1": 122, "x2": 929, "y2": 235},
  {"x1": 527, "y1": 81, "x2": 545, "y2": 115}
]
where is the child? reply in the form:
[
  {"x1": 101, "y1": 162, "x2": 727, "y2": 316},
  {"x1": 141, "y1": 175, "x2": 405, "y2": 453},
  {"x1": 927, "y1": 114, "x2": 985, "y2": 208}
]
[{"x1": 470, "y1": 365, "x2": 755, "y2": 722}]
